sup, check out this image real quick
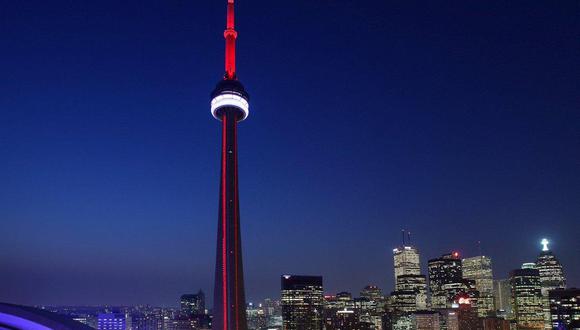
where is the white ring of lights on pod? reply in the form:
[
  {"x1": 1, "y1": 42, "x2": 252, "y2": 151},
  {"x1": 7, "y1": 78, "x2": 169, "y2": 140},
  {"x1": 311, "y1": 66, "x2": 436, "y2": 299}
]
[{"x1": 211, "y1": 93, "x2": 249, "y2": 121}]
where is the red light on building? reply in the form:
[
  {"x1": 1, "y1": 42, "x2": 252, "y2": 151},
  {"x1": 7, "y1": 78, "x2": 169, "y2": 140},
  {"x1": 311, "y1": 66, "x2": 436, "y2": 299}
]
[{"x1": 458, "y1": 297, "x2": 471, "y2": 305}]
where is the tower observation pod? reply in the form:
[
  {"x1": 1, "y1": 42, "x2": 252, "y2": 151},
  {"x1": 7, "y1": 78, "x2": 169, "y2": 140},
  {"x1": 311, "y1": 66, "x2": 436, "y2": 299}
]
[
  {"x1": 210, "y1": 0, "x2": 249, "y2": 123},
  {"x1": 210, "y1": 1, "x2": 250, "y2": 330}
]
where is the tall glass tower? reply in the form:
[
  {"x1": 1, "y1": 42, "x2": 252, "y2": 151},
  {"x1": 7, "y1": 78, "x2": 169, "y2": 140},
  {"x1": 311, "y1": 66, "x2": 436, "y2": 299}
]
[
  {"x1": 535, "y1": 239, "x2": 566, "y2": 330},
  {"x1": 463, "y1": 256, "x2": 494, "y2": 317},
  {"x1": 210, "y1": 1, "x2": 250, "y2": 330},
  {"x1": 392, "y1": 245, "x2": 427, "y2": 311}
]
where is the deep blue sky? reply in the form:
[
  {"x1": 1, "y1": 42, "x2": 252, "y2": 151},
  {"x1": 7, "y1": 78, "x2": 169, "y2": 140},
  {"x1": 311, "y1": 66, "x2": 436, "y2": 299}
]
[{"x1": 0, "y1": 0, "x2": 578, "y2": 307}]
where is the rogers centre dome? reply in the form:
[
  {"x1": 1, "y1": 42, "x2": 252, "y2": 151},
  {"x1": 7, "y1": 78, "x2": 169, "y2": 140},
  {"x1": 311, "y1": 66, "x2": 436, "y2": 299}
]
[{"x1": 0, "y1": 303, "x2": 93, "y2": 330}]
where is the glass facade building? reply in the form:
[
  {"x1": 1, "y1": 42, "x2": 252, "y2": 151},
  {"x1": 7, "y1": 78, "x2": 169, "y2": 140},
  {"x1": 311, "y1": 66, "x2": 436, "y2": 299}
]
[
  {"x1": 428, "y1": 253, "x2": 463, "y2": 309},
  {"x1": 281, "y1": 275, "x2": 324, "y2": 330},
  {"x1": 462, "y1": 256, "x2": 494, "y2": 317},
  {"x1": 510, "y1": 268, "x2": 544, "y2": 329}
]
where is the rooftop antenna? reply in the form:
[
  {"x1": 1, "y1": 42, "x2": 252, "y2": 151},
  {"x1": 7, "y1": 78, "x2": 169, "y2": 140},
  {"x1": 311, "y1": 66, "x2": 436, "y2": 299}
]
[
  {"x1": 408, "y1": 231, "x2": 412, "y2": 246},
  {"x1": 477, "y1": 240, "x2": 483, "y2": 272},
  {"x1": 401, "y1": 229, "x2": 405, "y2": 246}
]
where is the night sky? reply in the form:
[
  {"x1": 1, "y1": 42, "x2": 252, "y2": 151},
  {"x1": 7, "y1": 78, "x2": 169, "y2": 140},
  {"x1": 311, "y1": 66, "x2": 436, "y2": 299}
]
[{"x1": 1, "y1": 0, "x2": 578, "y2": 307}]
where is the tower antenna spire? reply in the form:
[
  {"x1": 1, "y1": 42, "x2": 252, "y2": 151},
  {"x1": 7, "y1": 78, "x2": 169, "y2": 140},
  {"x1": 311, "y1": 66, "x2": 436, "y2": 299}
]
[{"x1": 224, "y1": 0, "x2": 238, "y2": 80}]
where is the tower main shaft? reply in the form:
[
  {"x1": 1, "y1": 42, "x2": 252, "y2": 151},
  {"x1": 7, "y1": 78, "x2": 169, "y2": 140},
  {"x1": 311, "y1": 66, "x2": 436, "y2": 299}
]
[{"x1": 213, "y1": 109, "x2": 247, "y2": 330}]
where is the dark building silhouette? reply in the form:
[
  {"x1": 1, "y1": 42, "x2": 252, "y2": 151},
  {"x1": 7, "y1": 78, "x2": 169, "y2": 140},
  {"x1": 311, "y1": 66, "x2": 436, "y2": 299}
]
[
  {"x1": 181, "y1": 290, "x2": 206, "y2": 316},
  {"x1": 494, "y1": 279, "x2": 513, "y2": 315},
  {"x1": 131, "y1": 313, "x2": 163, "y2": 330},
  {"x1": 549, "y1": 288, "x2": 579, "y2": 330},
  {"x1": 327, "y1": 308, "x2": 372, "y2": 330},
  {"x1": 412, "y1": 310, "x2": 440, "y2": 330},
  {"x1": 281, "y1": 275, "x2": 323, "y2": 330},
  {"x1": 481, "y1": 316, "x2": 510, "y2": 330},
  {"x1": 456, "y1": 300, "x2": 482, "y2": 330}
]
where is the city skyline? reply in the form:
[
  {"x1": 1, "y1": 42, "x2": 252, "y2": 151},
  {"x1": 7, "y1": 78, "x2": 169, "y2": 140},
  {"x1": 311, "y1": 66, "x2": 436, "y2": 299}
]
[
  {"x1": 2, "y1": 235, "x2": 574, "y2": 308},
  {"x1": 1, "y1": 0, "x2": 578, "y2": 307}
]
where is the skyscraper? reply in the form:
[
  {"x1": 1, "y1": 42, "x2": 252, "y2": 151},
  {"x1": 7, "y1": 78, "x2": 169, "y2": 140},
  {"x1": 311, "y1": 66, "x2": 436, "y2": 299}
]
[
  {"x1": 443, "y1": 279, "x2": 480, "y2": 311},
  {"x1": 210, "y1": 1, "x2": 251, "y2": 330},
  {"x1": 455, "y1": 297, "x2": 483, "y2": 330},
  {"x1": 536, "y1": 247, "x2": 566, "y2": 291},
  {"x1": 393, "y1": 246, "x2": 421, "y2": 280},
  {"x1": 493, "y1": 279, "x2": 513, "y2": 315},
  {"x1": 391, "y1": 244, "x2": 428, "y2": 312},
  {"x1": 360, "y1": 285, "x2": 384, "y2": 303},
  {"x1": 510, "y1": 268, "x2": 544, "y2": 329},
  {"x1": 535, "y1": 239, "x2": 566, "y2": 330},
  {"x1": 246, "y1": 303, "x2": 267, "y2": 330},
  {"x1": 181, "y1": 290, "x2": 206, "y2": 316},
  {"x1": 360, "y1": 285, "x2": 386, "y2": 329},
  {"x1": 463, "y1": 256, "x2": 494, "y2": 317},
  {"x1": 428, "y1": 252, "x2": 463, "y2": 309},
  {"x1": 281, "y1": 275, "x2": 324, "y2": 330},
  {"x1": 392, "y1": 275, "x2": 428, "y2": 311}
]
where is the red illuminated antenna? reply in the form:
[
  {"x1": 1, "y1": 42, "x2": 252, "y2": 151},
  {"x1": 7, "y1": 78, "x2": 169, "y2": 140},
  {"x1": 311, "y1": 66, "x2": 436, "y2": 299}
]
[{"x1": 224, "y1": 0, "x2": 238, "y2": 80}]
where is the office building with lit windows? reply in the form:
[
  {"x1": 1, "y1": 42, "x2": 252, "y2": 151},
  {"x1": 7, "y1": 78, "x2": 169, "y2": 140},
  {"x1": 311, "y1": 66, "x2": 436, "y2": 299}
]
[
  {"x1": 97, "y1": 313, "x2": 126, "y2": 330},
  {"x1": 359, "y1": 286, "x2": 385, "y2": 329},
  {"x1": 548, "y1": 288, "x2": 579, "y2": 330},
  {"x1": 428, "y1": 252, "x2": 463, "y2": 309},
  {"x1": 536, "y1": 240, "x2": 566, "y2": 292},
  {"x1": 281, "y1": 275, "x2": 324, "y2": 330},
  {"x1": 393, "y1": 275, "x2": 428, "y2": 311},
  {"x1": 393, "y1": 246, "x2": 421, "y2": 280},
  {"x1": 412, "y1": 311, "x2": 440, "y2": 330},
  {"x1": 463, "y1": 256, "x2": 495, "y2": 317},
  {"x1": 392, "y1": 244, "x2": 428, "y2": 312},
  {"x1": 535, "y1": 239, "x2": 566, "y2": 329},
  {"x1": 510, "y1": 267, "x2": 544, "y2": 329}
]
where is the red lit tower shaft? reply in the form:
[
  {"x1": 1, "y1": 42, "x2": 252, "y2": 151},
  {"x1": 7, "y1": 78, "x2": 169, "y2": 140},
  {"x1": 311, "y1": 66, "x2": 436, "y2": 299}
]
[{"x1": 214, "y1": 110, "x2": 247, "y2": 330}]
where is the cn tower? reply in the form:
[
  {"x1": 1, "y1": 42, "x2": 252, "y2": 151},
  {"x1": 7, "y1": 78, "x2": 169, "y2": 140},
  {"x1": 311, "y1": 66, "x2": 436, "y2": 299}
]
[{"x1": 210, "y1": 1, "x2": 249, "y2": 330}]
